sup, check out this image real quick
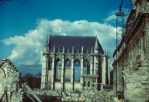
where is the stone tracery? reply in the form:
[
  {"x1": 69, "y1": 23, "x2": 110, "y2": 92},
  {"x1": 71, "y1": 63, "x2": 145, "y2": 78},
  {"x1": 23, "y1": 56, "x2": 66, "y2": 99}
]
[{"x1": 41, "y1": 35, "x2": 110, "y2": 91}]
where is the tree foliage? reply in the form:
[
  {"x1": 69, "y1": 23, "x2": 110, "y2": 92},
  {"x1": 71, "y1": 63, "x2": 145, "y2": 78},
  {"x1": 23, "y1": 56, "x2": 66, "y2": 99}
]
[
  {"x1": 22, "y1": 73, "x2": 41, "y2": 89},
  {"x1": 0, "y1": 0, "x2": 28, "y2": 5}
]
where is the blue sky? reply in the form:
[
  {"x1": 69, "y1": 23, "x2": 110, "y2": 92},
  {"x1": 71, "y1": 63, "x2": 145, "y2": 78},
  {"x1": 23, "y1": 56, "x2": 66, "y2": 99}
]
[{"x1": 0, "y1": 0, "x2": 133, "y2": 75}]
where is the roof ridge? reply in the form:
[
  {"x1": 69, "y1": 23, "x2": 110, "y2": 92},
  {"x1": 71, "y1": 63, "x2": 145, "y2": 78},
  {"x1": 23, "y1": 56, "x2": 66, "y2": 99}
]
[{"x1": 50, "y1": 35, "x2": 96, "y2": 38}]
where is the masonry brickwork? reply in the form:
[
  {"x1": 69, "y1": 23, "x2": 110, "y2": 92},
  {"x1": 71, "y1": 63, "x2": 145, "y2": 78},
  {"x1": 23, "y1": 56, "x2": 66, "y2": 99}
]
[
  {"x1": 113, "y1": 0, "x2": 149, "y2": 101},
  {"x1": 0, "y1": 59, "x2": 23, "y2": 102}
]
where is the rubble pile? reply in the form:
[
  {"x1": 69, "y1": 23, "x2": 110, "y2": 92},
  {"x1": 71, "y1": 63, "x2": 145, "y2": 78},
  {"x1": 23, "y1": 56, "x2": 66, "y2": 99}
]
[
  {"x1": 33, "y1": 89, "x2": 120, "y2": 102},
  {"x1": 61, "y1": 90, "x2": 116, "y2": 102}
]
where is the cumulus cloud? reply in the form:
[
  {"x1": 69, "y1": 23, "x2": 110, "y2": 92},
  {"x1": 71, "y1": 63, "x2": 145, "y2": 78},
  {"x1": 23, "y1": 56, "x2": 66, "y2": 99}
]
[
  {"x1": 2, "y1": 18, "x2": 116, "y2": 73},
  {"x1": 104, "y1": 8, "x2": 131, "y2": 25},
  {"x1": 104, "y1": 14, "x2": 116, "y2": 24},
  {"x1": 104, "y1": 10, "x2": 117, "y2": 25}
]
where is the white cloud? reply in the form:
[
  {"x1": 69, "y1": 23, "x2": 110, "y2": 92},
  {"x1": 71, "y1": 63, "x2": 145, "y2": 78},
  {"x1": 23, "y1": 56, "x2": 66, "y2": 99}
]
[
  {"x1": 104, "y1": 14, "x2": 116, "y2": 24},
  {"x1": 104, "y1": 9, "x2": 131, "y2": 25},
  {"x1": 104, "y1": 10, "x2": 117, "y2": 25},
  {"x1": 2, "y1": 18, "x2": 116, "y2": 73}
]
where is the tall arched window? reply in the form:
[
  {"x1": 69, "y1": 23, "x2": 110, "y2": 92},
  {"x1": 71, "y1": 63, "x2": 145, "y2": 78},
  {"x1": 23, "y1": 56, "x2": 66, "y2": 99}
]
[
  {"x1": 64, "y1": 60, "x2": 71, "y2": 82},
  {"x1": 74, "y1": 60, "x2": 80, "y2": 82},
  {"x1": 55, "y1": 60, "x2": 62, "y2": 82},
  {"x1": 83, "y1": 60, "x2": 90, "y2": 75}
]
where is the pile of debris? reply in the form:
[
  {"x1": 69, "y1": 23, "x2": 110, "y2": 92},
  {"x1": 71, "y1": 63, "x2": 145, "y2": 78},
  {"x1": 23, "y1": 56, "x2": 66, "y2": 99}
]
[
  {"x1": 61, "y1": 90, "x2": 116, "y2": 102},
  {"x1": 33, "y1": 89, "x2": 121, "y2": 102}
]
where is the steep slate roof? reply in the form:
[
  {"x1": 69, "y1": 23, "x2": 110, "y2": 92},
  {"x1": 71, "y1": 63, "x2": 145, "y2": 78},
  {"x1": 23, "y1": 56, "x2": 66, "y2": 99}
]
[{"x1": 49, "y1": 36, "x2": 104, "y2": 53}]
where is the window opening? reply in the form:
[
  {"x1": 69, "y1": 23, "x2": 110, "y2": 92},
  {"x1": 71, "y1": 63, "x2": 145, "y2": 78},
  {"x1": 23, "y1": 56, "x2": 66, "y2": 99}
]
[{"x1": 74, "y1": 61, "x2": 80, "y2": 82}]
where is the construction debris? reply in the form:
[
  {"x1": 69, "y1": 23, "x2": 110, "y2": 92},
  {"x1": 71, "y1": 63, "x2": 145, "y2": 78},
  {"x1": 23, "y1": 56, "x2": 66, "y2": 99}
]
[{"x1": 33, "y1": 89, "x2": 120, "y2": 102}]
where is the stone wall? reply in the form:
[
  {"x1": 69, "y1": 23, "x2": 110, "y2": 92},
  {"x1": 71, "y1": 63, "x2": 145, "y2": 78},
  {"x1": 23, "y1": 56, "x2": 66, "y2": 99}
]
[
  {"x1": 0, "y1": 59, "x2": 23, "y2": 102},
  {"x1": 122, "y1": 60, "x2": 149, "y2": 102}
]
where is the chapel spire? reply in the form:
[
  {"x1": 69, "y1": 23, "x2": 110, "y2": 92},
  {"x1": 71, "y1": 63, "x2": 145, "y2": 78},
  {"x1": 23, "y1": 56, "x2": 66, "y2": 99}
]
[
  {"x1": 43, "y1": 35, "x2": 49, "y2": 53},
  {"x1": 94, "y1": 36, "x2": 99, "y2": 53}
]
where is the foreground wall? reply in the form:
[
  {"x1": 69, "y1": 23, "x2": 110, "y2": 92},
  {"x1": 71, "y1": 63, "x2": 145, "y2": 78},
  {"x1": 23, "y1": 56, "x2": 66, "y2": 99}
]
[
  {"x1": 113, "y1": 0, "x2": 149, "y2": 101},
  {"x1": 0, "y1": 59, "x2": 23, "y2": 102},
  {"x1": 123, "y1": 62, "x2": 149, "y2": 101}
]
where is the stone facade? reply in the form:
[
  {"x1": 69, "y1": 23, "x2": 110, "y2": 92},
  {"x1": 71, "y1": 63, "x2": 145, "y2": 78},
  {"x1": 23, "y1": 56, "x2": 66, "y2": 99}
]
[
  {"x1": 113, "y1": 0, "x2": 149, "y2": 101},
  {"x1": 41, "y1": 36, "x2": 110, "y2": 91},
  {"x1": 0, "y1": 59, "x2": 23, "y2": 102}
]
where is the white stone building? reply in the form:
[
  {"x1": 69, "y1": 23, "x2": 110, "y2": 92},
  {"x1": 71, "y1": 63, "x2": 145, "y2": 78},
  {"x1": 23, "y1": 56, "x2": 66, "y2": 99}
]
[
  {"x1": 113, "y1": 0, "x2": 149, "y2": 101},
  {"x1": 41, "y1": 35, "x2": 110, "y2": 91}
]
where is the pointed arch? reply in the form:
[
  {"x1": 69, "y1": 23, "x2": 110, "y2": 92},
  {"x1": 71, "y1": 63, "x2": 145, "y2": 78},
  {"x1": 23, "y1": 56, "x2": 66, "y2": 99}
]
[
  {"x1": 83, "y1": 59, "x2": 90, "y2": 75},
  {"x1": 74, "y1": 59, "x2": 80, "y2": 82},
  {"x1": 55, "y1": 59, "x2": 62, "y2": 82},
  {"x1": 64, "y1": 59, "x2": 71, "y2": 82}
]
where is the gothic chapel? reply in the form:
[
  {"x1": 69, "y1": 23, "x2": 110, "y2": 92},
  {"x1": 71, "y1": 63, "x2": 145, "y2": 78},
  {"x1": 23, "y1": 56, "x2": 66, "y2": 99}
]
[{"x1": 41, "y1": 35, "x2": 110, "y2": 91}]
